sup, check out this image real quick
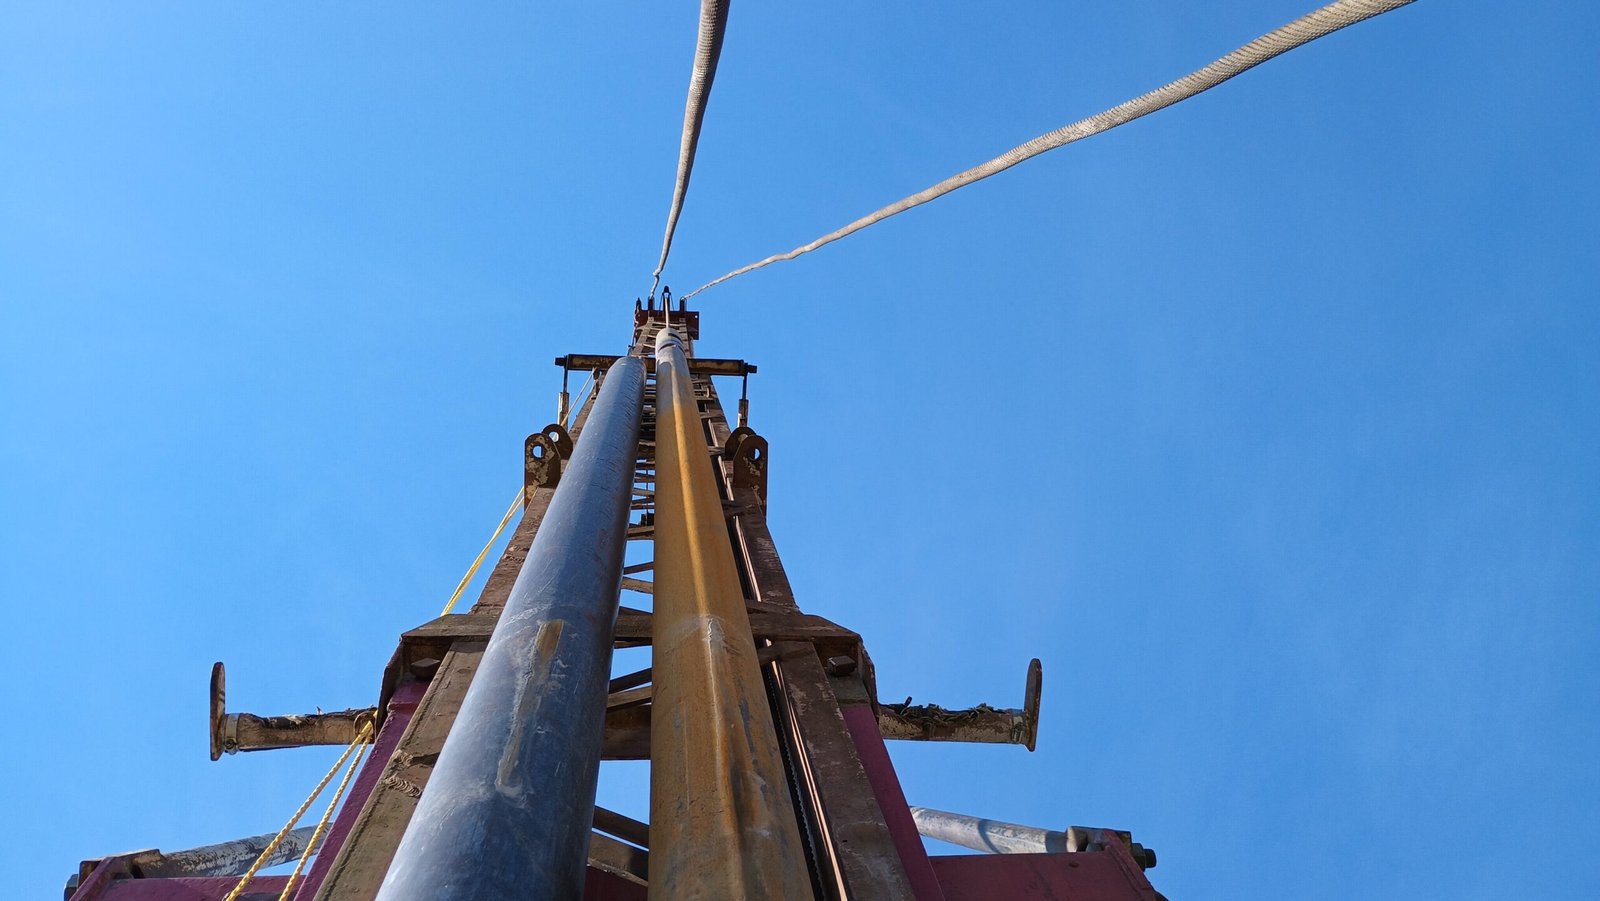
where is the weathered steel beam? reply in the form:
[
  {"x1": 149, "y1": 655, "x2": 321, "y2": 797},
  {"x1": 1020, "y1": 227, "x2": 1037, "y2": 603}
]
[
  {"x1": 558, "y1": 353, "x2": 755, "y2": 376},
  {"x1": 593, "y1": 806, "x2": 651, "y2": 848},
  {"x1": 208, "y1": 662, "x2": 372, "y2": 759},
  {"x1": 648, "y1": 327, "x2": 810, "y2": 899},
  {"x1": 601, "y1": 704, "x2": 651, "y2": 759},
  {"x1": 709, "y1": 394, "x2": 917, "y2": 900},
  {"x1": 607, "y1": 683, "x2": 653, "y2": 711},
  {"x1": 376, "y1": 357, "x2": 645, "y2": 901},
  {"x1": 608, "y1": 666, "x2": 652, "y2": 694},
  {"x1": 211, "y1": 708, "x2": 372, "y2": 757},
  {"x1": 876, "y1": 659, "x2": 1042, "y2": 750},
  {"x1": 876, "y1": 704, "x2": 1031, "y2": 748},
  {"x1": 588, "y1": 831, "x2": 649, "y2": 886},
  {"x1": 405, "y1": 607, "x2": 858, "y2": 649}
]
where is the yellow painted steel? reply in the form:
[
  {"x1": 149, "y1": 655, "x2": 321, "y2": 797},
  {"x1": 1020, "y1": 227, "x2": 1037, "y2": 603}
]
[{"x1": 648, "y1": 328, "x2": 811, "y2": 900}]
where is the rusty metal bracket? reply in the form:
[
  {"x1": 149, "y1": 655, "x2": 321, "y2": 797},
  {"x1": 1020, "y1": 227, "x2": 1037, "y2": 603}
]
[
  {"x1": 524, "y1": 422, "x2": 572, "y2": 493},
  {"x1": 876, "y1": 657, "x2": 1043, "y2": 750},
  {"x1": 727, "y1": 430, "x2": 768, "y2": 510},
  {"x1": 544, "y1": 421, "x2": 575, "y2": 457},
  {"x1": 208, "y1": 662, "x2": 375, "y2": 759}
]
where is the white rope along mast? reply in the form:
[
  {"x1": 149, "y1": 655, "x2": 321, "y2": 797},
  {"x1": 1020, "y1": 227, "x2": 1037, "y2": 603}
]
[
  {"x1": 651, "y1": 0, "x2": 732, "y2": 299},
  {"x1": 684, "y1": 0, "x2": 1418, "y2": 301}
]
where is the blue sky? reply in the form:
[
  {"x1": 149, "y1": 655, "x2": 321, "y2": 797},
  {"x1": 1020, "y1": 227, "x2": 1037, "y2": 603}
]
[{"x1": 3, "y1": 2, "x2": 1597, "y2": 898}]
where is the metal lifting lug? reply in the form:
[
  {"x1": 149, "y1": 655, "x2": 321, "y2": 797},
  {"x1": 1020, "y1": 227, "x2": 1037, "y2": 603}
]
[
  {"x1": 524, "y1": 422, "x2": 573, "y2": 492},
  {"x1": 727, "y1": 428, "x2": 769, "y2": 510}
]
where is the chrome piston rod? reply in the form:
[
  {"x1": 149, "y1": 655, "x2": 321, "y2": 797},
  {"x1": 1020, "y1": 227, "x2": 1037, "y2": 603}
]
[{"x1": 909, "y1": 807, "x2": 1069, "y2": 855}]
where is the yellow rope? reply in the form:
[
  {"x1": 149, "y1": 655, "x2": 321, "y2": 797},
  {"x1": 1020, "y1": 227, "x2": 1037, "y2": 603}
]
[
  {"x1": 439, "y1": 371, "x2": 593, "y2": 619},
  {"x1": 564, "y1": 372, "x2": 594, "y2": 429},
  {"x1": 223, "y1": 718, "x2": 375, "y2": 901},
  {"x1": 276, "y1": 728, "x2": 375, "y2": 900},
  {"x1": 439, "y1": 488, "x2": 526, "y2": 615},
  {"x1": 225, "y1": 390, "x2": 594, "y2": 896}
]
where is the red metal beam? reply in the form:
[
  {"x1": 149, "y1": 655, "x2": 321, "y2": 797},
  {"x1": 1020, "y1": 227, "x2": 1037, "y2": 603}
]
[
  {"x1": 840, "y1": 706, "x2": 945, "y2": 900},
  {"x1": 293, "y1": 680, "x2": 425, "y2": 899},
  {"x1": 927, "y1": 852, "x2": 1163, "y2": 901}
]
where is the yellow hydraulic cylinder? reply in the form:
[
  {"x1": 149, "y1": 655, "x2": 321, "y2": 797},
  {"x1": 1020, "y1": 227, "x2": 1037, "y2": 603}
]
[{"x1": 648, "y1": 327, "x2": 811, "y2": 900}]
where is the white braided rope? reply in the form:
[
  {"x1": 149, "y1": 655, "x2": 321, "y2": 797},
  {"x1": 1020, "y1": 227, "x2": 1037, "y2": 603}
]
[
  {"x1": 684, "y1": 0, "x2": 1417, "y2": 300},
  {"x1": 651, "y1": 0, "x2": 731, "y2": 298}
]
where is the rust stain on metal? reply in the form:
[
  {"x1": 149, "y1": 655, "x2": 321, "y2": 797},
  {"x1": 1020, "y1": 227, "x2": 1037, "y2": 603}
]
[
  {"x1": 380, "y1": 775, "x2": 424, "y2": 799},
  {"x1": 647, "y1": 327, "x2": 810, "y2": 899}
]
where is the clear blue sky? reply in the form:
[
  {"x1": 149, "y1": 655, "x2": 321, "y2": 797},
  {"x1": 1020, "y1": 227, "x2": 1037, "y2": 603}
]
[{"x1": 3, "y1": 2, "x2": 1597, "y2": 898}]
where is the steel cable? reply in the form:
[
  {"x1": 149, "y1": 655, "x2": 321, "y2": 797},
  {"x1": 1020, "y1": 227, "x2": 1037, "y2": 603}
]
[
  {"x1": 683, "y1": 0, "x2": 1417, "y2": 301},
  {"x1": 651, "y1": 0, "x2": 732, "y2": 298}
]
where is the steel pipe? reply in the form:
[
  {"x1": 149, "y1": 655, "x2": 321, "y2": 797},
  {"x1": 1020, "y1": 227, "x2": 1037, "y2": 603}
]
[
  {"x1": 648, "y1": 327, "x2": 810, "y2": 899},
  {"x1": 376, "y1": 357, "x2": 645, "y2": 900},
  {"x1": 908, "y1": 807, "x2": 1067, "y2": 855}
]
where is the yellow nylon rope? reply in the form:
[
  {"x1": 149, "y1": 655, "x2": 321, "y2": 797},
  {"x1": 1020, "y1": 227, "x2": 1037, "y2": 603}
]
[
  {"x1": 226, "y1": 355, "x2": 592, "y2": 898},
  {"x1": 222, "y1": 718, "x2": 375, "y2": 901},
  {"x1": 275, "y1": 728, "x2": 375, "y2": 901},
  {"x1": 438, "y1": 372, "x2": 594, "y2": 618},
  {"x1": 564, "y1": 372, "x2": 594, "y2": 430},
  {"x1": 439, "y1": 489, "x2": 526, "y2": 615}
]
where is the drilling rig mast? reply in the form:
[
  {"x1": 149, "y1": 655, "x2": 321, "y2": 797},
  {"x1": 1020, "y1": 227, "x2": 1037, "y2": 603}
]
[{"x1": 66, "y1": 303, "x2": 1163, "y2": 901}]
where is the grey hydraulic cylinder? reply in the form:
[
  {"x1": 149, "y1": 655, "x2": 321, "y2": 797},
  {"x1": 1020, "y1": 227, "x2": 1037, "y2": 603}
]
[
  {"x1": 64, "y1": 826, "x2": 318, "y2": 892},
  {"x1": 147, "y1": 826, "x2": 319, "y2": 876},
  {"x1": 376, "y1": 357, "x2": 645, "y2": 900},
  {"x1": 908, "y1": 806, "x2": 1068, "y2": 855}
]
